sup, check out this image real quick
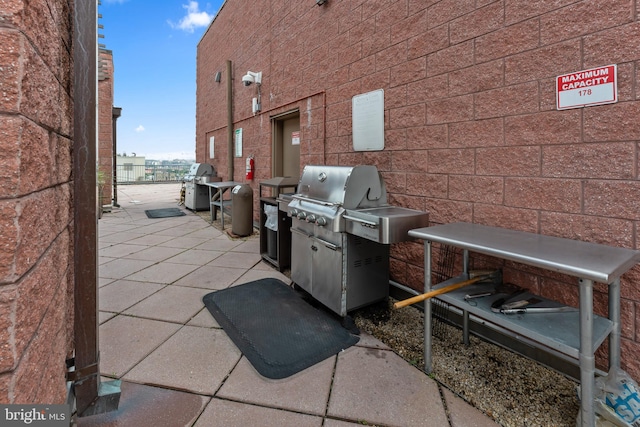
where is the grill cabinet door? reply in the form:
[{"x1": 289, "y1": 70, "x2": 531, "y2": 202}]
[
  {"x1": 291, "y1": 227, "x2": 312, "y2": 293},
  {"x1": 310, "y1": 234, "x2": 344, "y2": 316}
]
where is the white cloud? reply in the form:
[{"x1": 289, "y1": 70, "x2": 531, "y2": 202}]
[
  {"x1": 169, "y1": 1, "x2": 213, "y2": 33},
  {"x1": 135, "y1": 125, "x2": 145, "y2": 132}
]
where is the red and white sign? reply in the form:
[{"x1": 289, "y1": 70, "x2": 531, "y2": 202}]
[{"x1": 556, "y1": 65, "x2": 617, "y2": 110}]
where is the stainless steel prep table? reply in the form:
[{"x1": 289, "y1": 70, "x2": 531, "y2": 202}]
[
  {"x1": 408, "y1": 222, "x2": 640, "y2": 427},
  {"x1": 205, "y1": 181, "x2": 242, "y2": 230}
]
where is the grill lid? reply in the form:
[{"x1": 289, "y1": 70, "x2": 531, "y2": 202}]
[
  {"x1": 184, "y1": 163, "x2": 216, "y2": 182},
  {"x1": 189, "y1": 163, "x2": 215, "y2": 177},
  {"x1": 295, "y1": 165, "x2": 386, "y2": 209}
]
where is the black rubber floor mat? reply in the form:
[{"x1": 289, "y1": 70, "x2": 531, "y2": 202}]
[
  {"x1": 202, "y1": 278, "x2": 359, "y2": 379},
  {"x1": 144, "y1": 208, "x2": 186, "y2": 218}
]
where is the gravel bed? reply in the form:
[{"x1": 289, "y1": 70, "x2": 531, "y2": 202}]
[{"x1": 352, "y1": 299, "x2": 580, "y2": 427}]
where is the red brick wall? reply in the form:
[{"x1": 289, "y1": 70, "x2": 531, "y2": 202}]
[
  {"x1": 197, "y1": 0, "x2": 640, "y2": 378},
  {"x1": 98, "y1": 50, "x2": 115, "y2": 207},
  {"x1": 0, "y1": 0, "x2": 74, "y2": 403}
]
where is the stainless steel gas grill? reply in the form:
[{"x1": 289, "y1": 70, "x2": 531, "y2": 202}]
[
  {"x1": 183, "y1": 163, "x2": 218, "y2": 211},
  {"x1": 288, "y1": 165, "x2": 428, "y2": 316}
]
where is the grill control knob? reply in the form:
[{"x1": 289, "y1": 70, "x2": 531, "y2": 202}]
[
  {"x1": 306, "y1": 214, "x2": 316, "y2": 223},
  {"x1": 290, "y1": 209, "x2": 298, "y2": 217},
  {"x1": 297, "y1": 211, "x2": 307, "y2": 220},
  {"x1": 315, "y1": 217, "x2": 327, "y2": 226}
]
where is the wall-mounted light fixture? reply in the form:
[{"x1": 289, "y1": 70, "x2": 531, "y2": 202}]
[
  {"x1": 316, "y1": 0, "x2": 328, "y2": 5},
  {"x1": 242, "y1": 71, "x2": 262, "y2": 114},
  {"x1": 214, "y1": 71, "x2": 221, "y2": 83}
]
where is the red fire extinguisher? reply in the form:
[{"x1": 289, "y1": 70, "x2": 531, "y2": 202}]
[{"x1": 246, "y1": 156, "x2": 255, "y2": 180}]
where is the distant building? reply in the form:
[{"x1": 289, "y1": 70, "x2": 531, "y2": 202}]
[{"x1": 116, "y1": 154, "x2": 146, "y2": 182}]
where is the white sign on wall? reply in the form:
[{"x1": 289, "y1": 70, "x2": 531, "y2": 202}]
[
  {"x1": 209, "y1": 136, "x2": 214, "y2": 159},
  {"x1": 234, "y1": 128, "x2": 243, "y2": 157},
  {"x1": 556, "y1": 65, "x2": 617, "y2": 110},
  {"x1": 352, "y1": 89, "x2": 384, "y2": 151}
]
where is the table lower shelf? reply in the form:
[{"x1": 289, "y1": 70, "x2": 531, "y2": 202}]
[
  {"x1": 432, "y1": 275, "x2": 614, "y2": 360},
  {"x1": 210, "y1": 200, "x2": 232, "y2": 219}
]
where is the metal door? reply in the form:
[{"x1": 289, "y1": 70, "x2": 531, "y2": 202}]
[{"x1": 272, "y1": 111, "x2": 300, "y2": 180}]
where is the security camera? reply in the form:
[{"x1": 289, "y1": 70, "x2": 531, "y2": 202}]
[
  {"x1": 242, "y1": 71, "x2": 262, "y2": 87},
  {"x1": 242, "y1": 74, "x2": 254, "y2": 86}
]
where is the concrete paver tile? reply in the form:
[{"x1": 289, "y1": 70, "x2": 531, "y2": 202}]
[
  {"x1": 165, "y1": 248, "x2": 225, "y2": 265},
  {"x1": 99, "y1": 316, "x2": 181, "y2": 377},
  {"x1": 229, "y1": 238, "x2": 260, "y2": 253},
  {"x1": 252, "y1": 259, "x2": 279, "y2": 270},
  {"x1": 207, "y1": 251, "x2": 261, "y2": 269},
  {"x1": 99, "y1": 231, "x2": 146, "y2": 244},
  {"x1": 172, "y1": 265, "x2": 245, "y2": 289},
  {"x1": 98, "y1": 256, "x2": 116, "y2": 266},
  {"x1": 99, "y1": 280, "x2": 164, "y2": 313},
  {"x1": 75, "y1": 381, "x2": 208, "y2": 427},
  {"x1": 217, "y1": 356, "x2": 335, "y2": 416},
  {"x1": 98, "y1": 223, "x2": 141, "y2": 235},
  {"x1": 182, "y1": 226, "x2": 224, "y2": 239},
  {"x1": 327, "y1": 346, "x2": 449, "y2": 427},
  {"x1": 98, "y1": 277, "x2": 116, "y2": 288},
  {"x1": 443, "y1": 388, "x2": 501, "y2": 427},
  {"x1": 354, "y1": 332, "x2": 391, "y2": 350},
  {"x1": 123, "y1": 285, "x2": 211, "y2": 324},
  {"x1": 99, "y1": 243, "x2": 147, "y2": 258},
  {"x1": 125, "y1": 326, "x2": 241, "y2": 395},
  {"x1": 126, "y1": 245, "x2": 186, "y2": 262},
  {"x1": 99, "y1": 311, "x2": 117, "y2": 325},
  {"x1": 195, "y1": 238, "x2": 242, "y2": 252},
  {"x1": 187, "y1": 307, "x2": 220, "y2": 328},
  {"x1": 150, "y1": 225, "x2": 202, "y2": 237},
  {"x1": 124, "y1": 262, "x2": 200, "y2": 284},
  {"x1": 323, "y1": 420, "x2": 369, "y2": 427},
  {"x1": 126, "y1": 233, "x2": 175, "y2": 246},
  {"x1": 193, "y1": 398, "x2": 323, "y2": 427},
  {"x1": 157, "y1": 235, "x2": 210, "y2": 249},
  {"x1": 99, "y1": 258, "x2": 156, "y2": 280}
]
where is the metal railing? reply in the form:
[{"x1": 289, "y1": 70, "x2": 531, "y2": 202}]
[{"x1": 115, "y1": 164, "x2": 191, "y2": 184}]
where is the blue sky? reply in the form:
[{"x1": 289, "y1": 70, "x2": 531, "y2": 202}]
[{"x1": 101, "y1": 1, "x2": 223, "y2": 161}]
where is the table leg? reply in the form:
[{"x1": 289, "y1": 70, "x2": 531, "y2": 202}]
[
  {"x1": 209, "y1": 186, "x2": 215, "y2": 223},
  {"x1": 463, "y1": 311, "x2": 470, "y2": 345},
  {"x1": 219, "y1": 189, "x2": 224, "y2": 229},
  {"x1": 462, "y1": 249, "x2": 470, "y2": 345},
  {"x1": 463, "y1": 249, "x2": 469, "y2": 275},
  {"x1": 609, "y1": 278, "x2": 621, "y2": 370},
  {"x1": 424, "y1": 240, "x2": 433, "y2": 373},
  {"x1": 579, "y1": 278, "x2": 595, "y2": 427}
]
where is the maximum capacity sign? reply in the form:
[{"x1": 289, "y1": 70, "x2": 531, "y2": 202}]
[{"x1": 556, "y1": 65, "x2": 617, "y2": 110}]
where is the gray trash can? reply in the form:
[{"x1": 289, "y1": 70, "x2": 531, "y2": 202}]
[
  {"x1": 264, "y1": 204, "x2": 278, "y2": 259},
  {"x1": 231, "y1": 184, "x2": 253, "y2": 236}
]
